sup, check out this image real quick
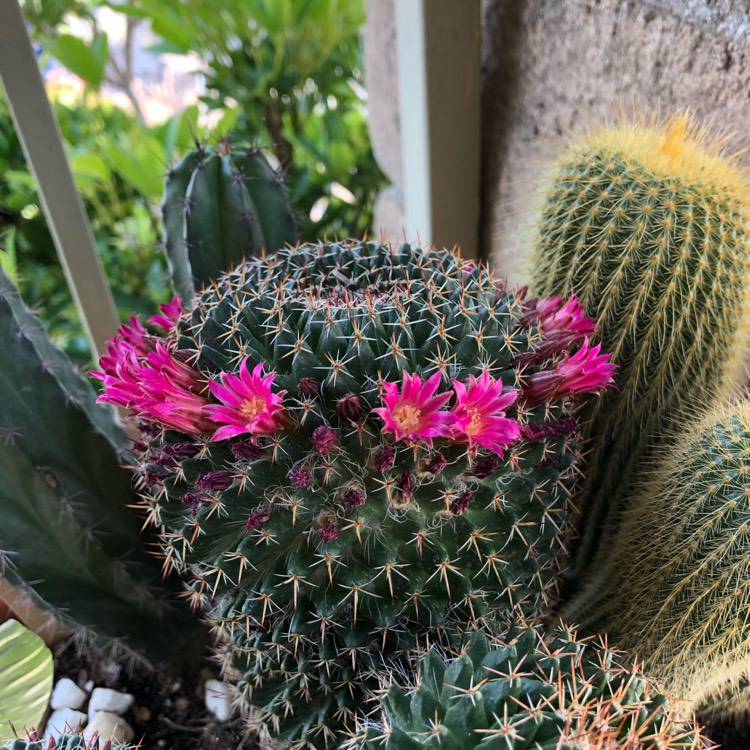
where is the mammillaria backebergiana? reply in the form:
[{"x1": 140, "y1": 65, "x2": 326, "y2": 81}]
[{"x1": 93, "y1": 242, "x2": 615, "y2": 747}]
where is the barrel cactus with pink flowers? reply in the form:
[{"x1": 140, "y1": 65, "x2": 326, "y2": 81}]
[{"x1": 94, "y1": 241, "x2": 614, "y2": 747}]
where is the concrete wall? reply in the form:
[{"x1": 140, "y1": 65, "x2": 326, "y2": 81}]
[
  {"x1": 364, "y1": 0, "x2": 750, "y2": 281},
  {"x1": 482, "y1": 0, "x2": 750, "y2": 283}
]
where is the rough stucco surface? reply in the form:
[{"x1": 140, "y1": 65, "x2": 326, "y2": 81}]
[
  {"x1": 482, "y1": 0, "x2": 750, "y2": 284},
  {"x1": 364, "y1": 0, "x2": 405, "y2": 239}
]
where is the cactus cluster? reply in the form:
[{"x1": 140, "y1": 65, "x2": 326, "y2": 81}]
[
  {"x1": 530, "y1": 115, "x2": 750, "y2": 576},
  {"x1": 95, "y1": 241, "x2": 615, "y2": 746},
  {"x1": 352, "y1": 626, "x2": 708, "y2": 750},
  {"x1": 0, "y1": 270, "x2": 203, "y2": 668}
]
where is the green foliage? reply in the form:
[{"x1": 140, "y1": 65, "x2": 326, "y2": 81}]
[
  {"x1": 131, "y1": 242, "x2": 582, "y2": 746},
  {"x1": 108, "y1": 0, "x2": 386, "y2": 239},
  {"x1": 529, "y1": 116, "x2": 750, "y2": 579},
  {"x1": 0, "y1": 94, "x2": 176, "y2": 363},
  {"x1": 0, "y1": 620, "x2": 53, "y2": 741},
  {"x1": 567, "y1": 399, "x2": 750, "y2": 720},
  {"x1": 0, "y1": 269, "x2": 204, "y2": 668},
  {"x1": 352, "y1": 627, "x2": 708, "y2": 750},
  {"x1": 162, "y1": 140, "x2": 297, "y2": 300}
]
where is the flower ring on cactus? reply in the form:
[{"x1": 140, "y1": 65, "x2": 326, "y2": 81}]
[{"x1": 207, "y1": 358, "x2": 287, "y2": 441}]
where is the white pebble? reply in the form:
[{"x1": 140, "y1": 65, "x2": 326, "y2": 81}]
[
  {"x1": 83, "y1": 711, "x2": 135, "y2": 743},
  {"x1": 45, "y1": 707, "x2": 87, "y2": 736},
  {"x1": 50, "y1": 678, "x2": 87, "y2": 710},
  {"x1": 204, "y1": 679, "x2": 234, "y2": 721},
  {"x1": 88, "y1": 687, "x2": 135, "y2": 719}
]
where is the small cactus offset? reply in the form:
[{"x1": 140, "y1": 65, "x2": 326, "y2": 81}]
[
  {"x1": 530, "y1": 114, "x2": 750, "y2": 576},
  {"x1": 94, "y1": 241, "x2": 615, "y2": 746},
  {"x1": 566, "y1": 399, "x2": 750, "y2": 719},
  {"x1": 351, "y1": 626, "x2": 709, "y2": 750},
  {"x1": 162, "y1": 139, "x2": 297, "y2": 302},
  {"x1": 0, "y1": 271, "x2": 203, "y2": 668}
]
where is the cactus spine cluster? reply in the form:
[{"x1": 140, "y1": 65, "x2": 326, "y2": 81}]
[
  {"x1": 0, "y1": 270, "x2": 202, "y2": 668},
  {"x1": 530, "y1": 115, "x2": 750, "y2": 576},
  {"x1": 566, "y1": 399, "x2": 750, "y2": 718},
  {"x1": 94, "y1": 241, "x2": 617, "y2": 746},
  {"x1": 352, "y1": 626, "x2": 709, "y2": 750},
  {"x1": 162, "y1": 140, "x2": 297, "y2": 302},
  {"x1": 4, "y1": 738, "x2": 131, "y2": 750}
]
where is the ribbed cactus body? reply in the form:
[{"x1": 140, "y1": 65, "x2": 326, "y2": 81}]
[
  {"x1": 352, "y1": 627, "x2": 708, "y2": 750},
  {"x1": 530, "y1": 116, "x2": 750, "y2": 575},
  {"x1": 162, "y1": 140, "x2": 297, "y2": 301},
  {"x1": 567, "y1": 400, "x2": 750, "y2": 718},
  {"x1": 127, "y1": 242, "x2": 591, "y2": 746},
  {"x1": 0, "y1": 271, "x2": 202, "y2": 668}
]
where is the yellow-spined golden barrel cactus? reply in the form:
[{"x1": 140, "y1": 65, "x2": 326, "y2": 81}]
[
  {"x1": 567, "y1": 399, "x2": 750, "y2": 718},
  {"x1": 530, "y1": 115, "x2": 750, "y2": 577}
]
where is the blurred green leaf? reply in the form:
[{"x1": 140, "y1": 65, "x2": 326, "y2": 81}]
[
  {"x1": 39, "y1": 32, "x2": 108, "y2": 90},
  {"x1": 0, "y1": 619, "x2": 53, "y2": 741}
]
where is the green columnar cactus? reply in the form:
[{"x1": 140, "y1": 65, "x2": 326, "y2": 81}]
[
  {"x1": 162, "y1": 139, "x2": 297, "y2": 301},
  {"x1": 0, "y1": 271, "x2": 203, "y2": 668},
  {"x1": 351, "y1": 626, "x2": 708, "y2": 750},
  {"x1": 530, "y1": 115, "x2": 750, "y2": 576},
  {"x1": 566, "y1": 399, "x2": 750, "y2": 719},
  {"x1": 96, "y1": 242, "x2": 615, "y2": 747}
]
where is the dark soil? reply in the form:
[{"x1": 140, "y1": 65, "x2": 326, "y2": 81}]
[
  {"x1": 703, "y1": 715, "x2": 750, "y2": 750},
  {"x1": 47, "y1": 641, "x2": 259, "y2": 750}
]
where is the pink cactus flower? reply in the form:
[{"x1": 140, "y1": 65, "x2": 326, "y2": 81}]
[
  {"x1": 137, "y1": 346, "x2": 214, "y2": 434},
  {"x1": 516, "y1": 294, "x2": 597, "y2": 367},
  {"x1": 373, "y1": 371, "x2": 453, "y2": 445},
  {"x1": 148, "y1": 295, "x2": 184, "y2": 333},
  {"x1": 208, "y1": 358, "x2": 287, "y2": 441},
  {"x1": 450, "y1": 371, "x2": 521, "y2": 456},
  {"x1": 522, "y1": 338, "x2": 617, "y2": 407}
]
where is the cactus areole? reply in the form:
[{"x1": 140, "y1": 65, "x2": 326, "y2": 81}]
[{"x1": 95, "y1": 242, "x2": 614, "y2": 746}]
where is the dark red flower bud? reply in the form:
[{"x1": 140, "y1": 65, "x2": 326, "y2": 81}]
[
  {"x1": 374, "y1": 444, "x2": 395, "y2": 471},
  {"x1": 336, "y1": 392, "x2": 364, "y2": 422},
  {"x1": 319, "y1": 523, "x2": 339, "y2": 543},
  {"x1": 180, "y1": 492, "x2": 207, "y2": 515},
  {"x1": 424, "y1": 453, "x2": 447, "y2": 475},
  {"x1": 196, "y1": 471, "x2": 235, "y2": 492},
  {"x1": 312, "y1": 425, "x2": 338, "y2": 453},
  {"x1": 231, "y1": 441, "x2": 261, "y2": 461},
  {"x1": 289, "y1": 466, "x2": 312, "y2": 488},
  {"x1": 343, "y1": 488, "x2": 365, "y2": 506},
  {"x1": 298, "y1": 377, "x2": 321, "y2": 399},
  {"x1": 520, "y1": 417, "x2": 578, "y2": 442},
  {"x1": 471, "y1": 456, "x2": 499, "y2": 479},
  {"x1": 450, "y1": 490, "x2": 472, "y2": 515},
  {"x1": 245, "y1": 506, "x2": 271, "y2": 530},
  {"x1": 397, "y1": 468, "x2": 413, "y2": 501}
]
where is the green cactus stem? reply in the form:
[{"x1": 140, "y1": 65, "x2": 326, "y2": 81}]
[
  {"x1": 162, "y1": 139, "x2": 297, "y2": 301},
  {"x1": 0, "y1": 270, "x2": 204, "y2": 669},
  {"x1": 350, "y1": 625, "x2": 708, "y2": 750},
  {"x1": 565, "y1": 399, "x2": 750, "y2": 720},
  {"x1": 530, "y1": 114, "x2": 750, "y2": 580}
]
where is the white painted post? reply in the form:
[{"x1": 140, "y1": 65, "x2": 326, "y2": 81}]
[
  {"x1": 0, "y1": 0, "x2": 119, "y2": 359},
  {"x1": 395, "y1": 0, "x2": 481, "y2": 258}
]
